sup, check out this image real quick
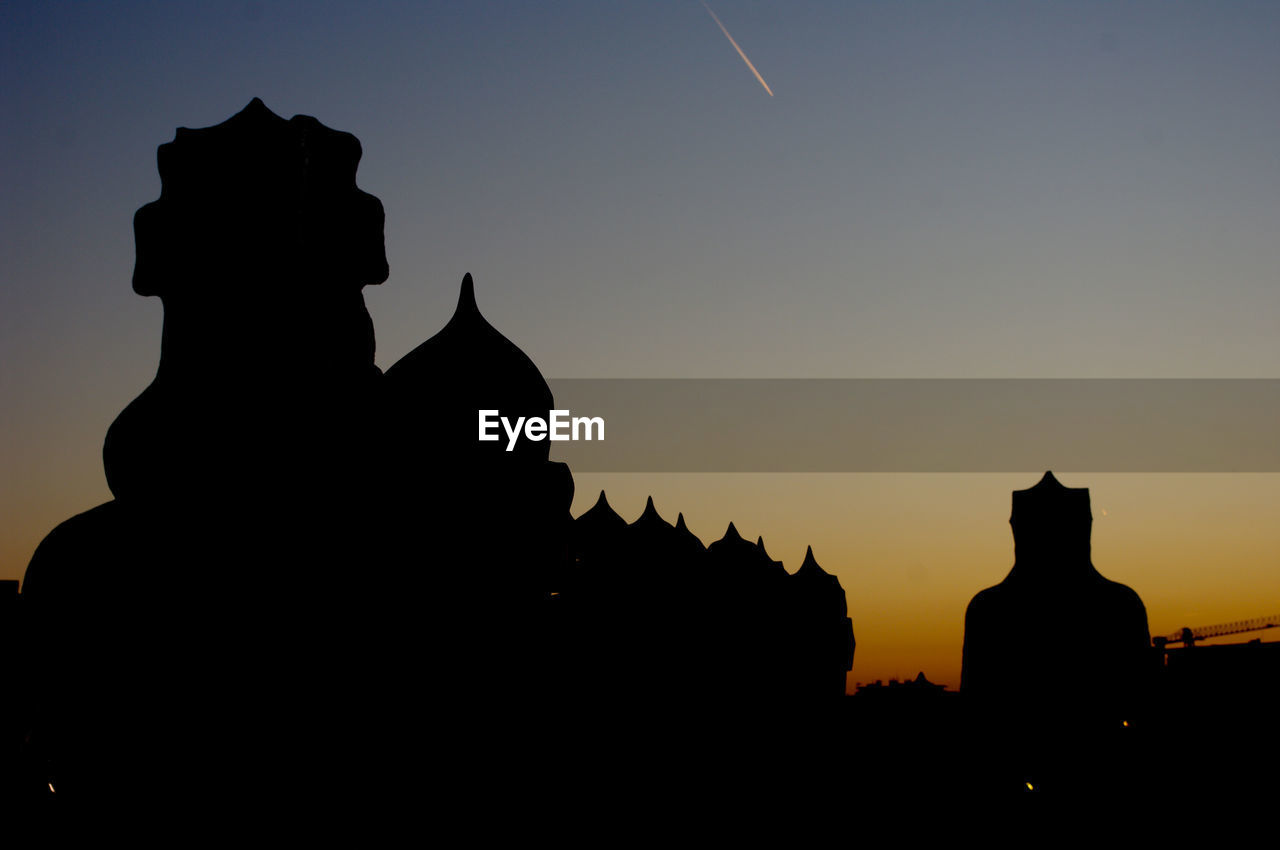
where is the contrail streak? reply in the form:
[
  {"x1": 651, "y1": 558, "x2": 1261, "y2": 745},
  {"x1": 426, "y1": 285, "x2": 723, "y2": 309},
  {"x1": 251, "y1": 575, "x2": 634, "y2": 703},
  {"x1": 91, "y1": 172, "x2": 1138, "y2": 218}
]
[{"x1": 702, "y1": 2, "x2": 774, "y2": 97}]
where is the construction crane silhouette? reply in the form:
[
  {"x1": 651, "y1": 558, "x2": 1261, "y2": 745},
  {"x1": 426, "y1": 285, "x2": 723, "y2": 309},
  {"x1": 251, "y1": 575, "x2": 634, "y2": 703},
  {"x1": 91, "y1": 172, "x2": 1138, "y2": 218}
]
[{"x1": 1152, "y1": 614, "x2": 1280, "y2": 650}]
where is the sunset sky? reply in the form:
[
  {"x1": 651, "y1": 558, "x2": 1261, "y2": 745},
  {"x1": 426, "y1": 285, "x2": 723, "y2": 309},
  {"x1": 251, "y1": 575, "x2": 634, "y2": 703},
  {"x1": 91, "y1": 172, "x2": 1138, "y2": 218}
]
[{"x1": 4, "y1": 1, "x2": 1279, "y2": 690}]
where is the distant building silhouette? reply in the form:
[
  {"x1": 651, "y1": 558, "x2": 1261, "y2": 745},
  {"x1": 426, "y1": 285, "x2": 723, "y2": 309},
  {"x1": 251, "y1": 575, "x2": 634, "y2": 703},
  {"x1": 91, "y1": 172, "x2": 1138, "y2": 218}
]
[
  {"x1": 1150, "y1": 629, "x2": 1280, "y2": 786},
  {"x1": 855, "y1": 675, "x2": 947, "y2": 701}
]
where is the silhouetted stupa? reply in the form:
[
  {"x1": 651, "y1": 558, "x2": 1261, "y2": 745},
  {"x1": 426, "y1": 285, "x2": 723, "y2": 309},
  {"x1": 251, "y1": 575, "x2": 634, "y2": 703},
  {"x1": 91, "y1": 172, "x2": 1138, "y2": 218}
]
[{"x1": 385, "y1": 273, "x2": 557, "y2": 465}]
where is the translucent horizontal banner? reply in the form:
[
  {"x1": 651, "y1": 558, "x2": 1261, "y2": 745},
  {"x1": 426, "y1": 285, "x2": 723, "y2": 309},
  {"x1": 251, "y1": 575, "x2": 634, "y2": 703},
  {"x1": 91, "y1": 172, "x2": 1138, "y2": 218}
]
[{"x1": 541, "y1": 379, "x2": 1280, "y2": 472}]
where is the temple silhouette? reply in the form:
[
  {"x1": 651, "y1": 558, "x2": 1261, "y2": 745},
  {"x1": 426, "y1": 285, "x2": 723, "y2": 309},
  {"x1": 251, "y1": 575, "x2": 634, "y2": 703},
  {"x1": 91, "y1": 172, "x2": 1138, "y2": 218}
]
[
  {"x1": 10, "y1": 99, "x2": 1279, "y2": 811},
  {"x1": 14, "y1": 100, "x2": 855, "y2": 816}
]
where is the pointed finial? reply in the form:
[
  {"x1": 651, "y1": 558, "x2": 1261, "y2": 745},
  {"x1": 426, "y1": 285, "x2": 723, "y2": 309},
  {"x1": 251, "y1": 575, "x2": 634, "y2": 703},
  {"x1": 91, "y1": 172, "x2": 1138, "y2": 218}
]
[
  {"x1": 724, "y1": 522, "x2": 742, "y2": 541},
  {"x1": 634, "y1": 495, "x2": 668, "y2": 526},
  {"x1": 456, "y1": 272, "x2": 478, "y2": 315},
  {"x1": 674, "y1": 512, "x2": 706, "y2": 549},
  {"x1": 577, "y1": 488, "x2": 627, "y2": 526},
  {"x1": 1034, "y1": 470, "x2": 1064, "y2": 489},
  {"x1": 1011, "y1": 469, "x2": 1091, "y2": 524},
  {"x1": 800, "y1": 545, "x2": 821, "y2": 571},
  {"x1": 233, "y1": 97, "x2": 279, "y2": 125}
]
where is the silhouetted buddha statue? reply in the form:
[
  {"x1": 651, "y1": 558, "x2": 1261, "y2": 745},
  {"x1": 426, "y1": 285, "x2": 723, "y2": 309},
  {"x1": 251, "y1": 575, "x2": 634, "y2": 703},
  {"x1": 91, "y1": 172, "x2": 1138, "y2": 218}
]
[
  {"x1": 108, "y1": 97, "x2": 387, "y2": 506},
  {"x1": 960, "y1": 472, "x2": 1151, "y2": 788},
  {"x1": 21, "y1": 99, "x2": 390, "y2": 815}
]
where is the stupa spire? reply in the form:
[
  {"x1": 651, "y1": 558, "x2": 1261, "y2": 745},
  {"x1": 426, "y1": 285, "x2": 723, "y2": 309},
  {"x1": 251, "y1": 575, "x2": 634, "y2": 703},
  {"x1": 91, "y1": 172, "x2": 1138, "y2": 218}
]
[
  {"x1": 798, "y1": 545, "x2": 826, "y2": 574},
  {"x1": 577, "y1": 490, "x2": 626, "y2": 528},
  {"x1": 674, "y1": 512, "x2": 706, "y2": 551},
  {"x1": 1033, "y1": 470, "x2": 1065, "y2": 489},
  {"x1": 456, "y1": 272, "x2": 478, "y2": 316},
  {"x1": 632, "y1": 495, "x2": 668, "y2": 527}
]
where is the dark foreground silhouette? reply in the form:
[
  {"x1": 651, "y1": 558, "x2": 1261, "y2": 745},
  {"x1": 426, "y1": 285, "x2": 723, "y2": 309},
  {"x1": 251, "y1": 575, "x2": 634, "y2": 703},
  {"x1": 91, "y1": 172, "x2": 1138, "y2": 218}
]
[
  {"x1": 13, "y1": 100, "x2": 855, "y2": 823},
  {"x1": 10, "y1": 102, "x2": 1278, "y2": 821}
]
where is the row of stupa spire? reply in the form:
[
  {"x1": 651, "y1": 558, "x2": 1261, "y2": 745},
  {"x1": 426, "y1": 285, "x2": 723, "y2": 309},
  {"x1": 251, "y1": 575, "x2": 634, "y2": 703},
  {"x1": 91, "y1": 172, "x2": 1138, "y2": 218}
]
[
  {"x1": 576, "y1": 491, "x2": 838, "y2": 585},
  {"x1": 562, "y1": 490, "x2": 856, "y2": 703}
]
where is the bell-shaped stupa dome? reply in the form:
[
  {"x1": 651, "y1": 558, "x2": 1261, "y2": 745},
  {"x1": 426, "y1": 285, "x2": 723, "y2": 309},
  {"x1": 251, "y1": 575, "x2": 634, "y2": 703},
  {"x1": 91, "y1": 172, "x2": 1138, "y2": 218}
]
[
  {"x1": 385, "y1": 273, "x2": 554, "y2": 462},
  {"x1": 708, "y1": 522, "x2": 758, "y2": 566}
]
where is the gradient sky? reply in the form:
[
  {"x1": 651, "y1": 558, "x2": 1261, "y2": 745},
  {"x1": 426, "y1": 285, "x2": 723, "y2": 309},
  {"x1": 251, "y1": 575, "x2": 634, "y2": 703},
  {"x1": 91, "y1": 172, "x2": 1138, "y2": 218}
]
[{"x1": 4, "y1": 1, "x2": 1279, "y2": 690}]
